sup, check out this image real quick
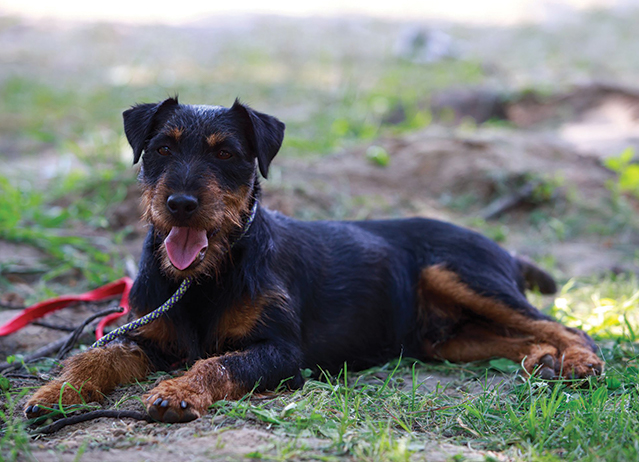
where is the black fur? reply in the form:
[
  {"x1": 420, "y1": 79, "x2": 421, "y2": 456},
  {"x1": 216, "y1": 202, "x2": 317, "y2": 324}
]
[{"x1": 123, "y1": 98, "x2": 563, "y2": 394}]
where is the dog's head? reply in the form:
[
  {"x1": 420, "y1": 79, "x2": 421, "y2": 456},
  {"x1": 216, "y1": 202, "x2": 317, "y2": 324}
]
[{"x1": 123, "y1": 97, "x2": 285, "y2": 279}]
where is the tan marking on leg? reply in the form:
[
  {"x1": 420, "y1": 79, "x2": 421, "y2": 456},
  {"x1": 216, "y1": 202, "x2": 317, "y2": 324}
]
[
  {"x1": 420, "y1": 265, "x2": 603, "y2": 378},
  {"x1": 432, "y1": 325, "x2": 562, "y2": 378},
  {"x1": 423, "y1": 266, "x2": 577, "y2": 346},
  {"x1": 431, "y1": 323, "x2": 532, "y2": 362},
  {"x1": 25, "y1": 343, "x2": 149, "y2": 415},
  {"x1": 145, "y1": 355, "x2": 247, "y2": 422},
  {"x1": 136, "y1": 317, "x2": 177, "y2": 344}
]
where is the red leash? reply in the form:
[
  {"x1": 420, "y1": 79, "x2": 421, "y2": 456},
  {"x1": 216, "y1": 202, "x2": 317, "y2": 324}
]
[{"x1": 0, "y1": 277, "x2": 133, "y2": 340}]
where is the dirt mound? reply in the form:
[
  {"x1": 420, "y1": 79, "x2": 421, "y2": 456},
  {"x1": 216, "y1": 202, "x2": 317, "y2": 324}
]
[
  {"x1": 430, "y1": 83, "x2": 639, "y2": 158},
  {"x1": 297, "y1": 129, "x2": 612, "y2": 201}
]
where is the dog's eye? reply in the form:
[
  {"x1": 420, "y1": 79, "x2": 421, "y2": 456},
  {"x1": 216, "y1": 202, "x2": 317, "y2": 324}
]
[
  {"x1": 158, "y1": 146, "x2": 171, "y2": 156},
  {"x1": 216, "y1": 150, "x2": 233, "y2": 160}
]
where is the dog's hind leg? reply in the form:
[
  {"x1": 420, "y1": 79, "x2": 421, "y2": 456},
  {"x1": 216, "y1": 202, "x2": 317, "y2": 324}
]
[
  {"x1": 428, "y1": 324, "x2": 560, "y2": 379},
  {"x1": 419, "y1": 265, "x2": 603, "y2": 378}
]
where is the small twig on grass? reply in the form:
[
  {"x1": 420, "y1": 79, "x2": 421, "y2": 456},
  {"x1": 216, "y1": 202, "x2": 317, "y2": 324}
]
[
  {"x1": 479, "y1": 182, "x2": 537, "y2": 220},
  {"x1": 56, "y1": 306, "x2": 123, "y2": 360},
  {"x1": 0, "y1": 337, "x2": 69, "y2": 373},
  {"x1": 32, "y1": 321, "x2": 76, "y2": 332},
  {"x1": 0, "y1": 302, "x2": 26, "y2": 310},
  {"x1": 3, "y1": 373, "x2": 46, "y2": 381},
  {"x1": 31, "y1": 410, "x2": 154, "y2": 435}
]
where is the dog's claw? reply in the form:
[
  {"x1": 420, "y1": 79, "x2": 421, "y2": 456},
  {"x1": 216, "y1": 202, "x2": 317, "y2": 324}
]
[
  {"x1": 147, "y1": 397, "x2": 199, "y2": 423},
  {"x1": 539, "y1": 367, "x2": 555, "y2": 380},
  {"x1": 25, "y1": 404, "x2": 47, "y2": 418},
  {"x1": 539, "y1": 354, "x2": 555, "y2": 369}
]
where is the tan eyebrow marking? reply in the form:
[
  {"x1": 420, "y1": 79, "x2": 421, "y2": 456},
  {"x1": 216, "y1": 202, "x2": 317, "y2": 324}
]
[
  {"x1": 206, "y1": 133, "x2": 228, "y2": 147},
  {"x1": 166, "y1": 127, "x2": 184, "y2": 140}
]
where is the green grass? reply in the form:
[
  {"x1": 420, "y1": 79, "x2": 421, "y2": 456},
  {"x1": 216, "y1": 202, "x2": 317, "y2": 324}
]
[
  {"x1": 0, "y1": 167, "x2": 131, "y2": 295},
  {"x1": 4, "y1": 276, "x2": 637, "y2": 461},
  {"x1": 196, "y1": 336, "x2": 639, "y2": 461}
]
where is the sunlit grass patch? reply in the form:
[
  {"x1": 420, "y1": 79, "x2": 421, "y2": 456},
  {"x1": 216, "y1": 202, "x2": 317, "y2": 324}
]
[
  {"x1": 548, "y1": 275, "x2": 639, "y2": 341},
  {"x1": 201, "y1": 347, "x2": 639, "y2": 461}
]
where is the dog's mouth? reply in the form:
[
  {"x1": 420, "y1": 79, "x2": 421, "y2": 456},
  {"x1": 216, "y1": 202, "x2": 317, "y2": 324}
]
[{"x1": 164, "y1": 227, "x2": 219, "y2": 270}]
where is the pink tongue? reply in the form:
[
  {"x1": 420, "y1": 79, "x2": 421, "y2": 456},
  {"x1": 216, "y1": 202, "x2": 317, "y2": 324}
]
[{"x1": 164, "y1": 227, "x2": 208, "y2": 270}]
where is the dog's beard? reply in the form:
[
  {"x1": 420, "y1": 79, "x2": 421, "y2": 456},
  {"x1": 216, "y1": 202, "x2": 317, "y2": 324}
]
[{"x1": 140, "y1": 180, "x2": 252, "y2": 280}]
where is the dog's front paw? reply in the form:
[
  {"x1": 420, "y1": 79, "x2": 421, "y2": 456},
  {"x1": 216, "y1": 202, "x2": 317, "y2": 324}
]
[
  {"x1": 144, "y1": 377, "x2": 213, "y2": 423},
  {"x1": 25, "y1": 380, "x2": 99, "y2": 418},
  {"x1": 560, "y1": 347, "x2": 604, "y2": 379},
  {"x1": 522, "y1": 343, "x2": 561, "y2": 379}
]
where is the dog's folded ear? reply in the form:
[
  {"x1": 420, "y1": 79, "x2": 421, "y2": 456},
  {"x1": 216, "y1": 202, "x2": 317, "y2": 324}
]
[
  {"x1": 123, "y1": 97, "x2": 180, "y2": 164},
  {"x1": 231, "y1": 99, "x2": 285, "y2": 179}
]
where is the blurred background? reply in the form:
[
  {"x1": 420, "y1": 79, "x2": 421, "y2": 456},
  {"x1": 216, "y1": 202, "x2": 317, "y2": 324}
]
[{"x1": 0, "y1": 0, "x2": 638, "y2": 343}]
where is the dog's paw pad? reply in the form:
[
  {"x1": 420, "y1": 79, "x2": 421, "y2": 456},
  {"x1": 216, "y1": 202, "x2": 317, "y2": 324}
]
[
  {"x1": 523, "y1": 343, "x2": 560, "y2": 379},
  {"x1": 146, "y1": 393, "x2": 200, "y2": 423},
  {"x1": 144, "y1": 377, "x2": 211, "y2": 423}
]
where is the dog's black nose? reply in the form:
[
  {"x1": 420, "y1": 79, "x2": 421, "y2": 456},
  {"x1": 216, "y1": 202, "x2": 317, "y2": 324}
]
[{"x1": 167, "y1": 194, "x2": 198, "y2": 221}]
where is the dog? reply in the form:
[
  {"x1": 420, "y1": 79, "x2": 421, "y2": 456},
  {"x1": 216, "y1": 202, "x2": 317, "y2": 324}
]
[{"x1": 25, "y1": 98, "x2": 603, "y2": 423}]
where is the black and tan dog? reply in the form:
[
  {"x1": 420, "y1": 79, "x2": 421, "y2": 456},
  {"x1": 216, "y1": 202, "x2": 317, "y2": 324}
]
[{"x1": 25, "y1": 98, "x2": 603, "y2": 423}]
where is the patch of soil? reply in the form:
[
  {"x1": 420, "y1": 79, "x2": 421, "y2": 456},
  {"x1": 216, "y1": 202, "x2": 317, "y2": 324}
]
[
  {"x1": 27, "y1": 424, "x2": 503, "y2": 461},
  {"x1": 431, "y1": 82, "x2": 639, "y2": 158},
  {"x1": 21, "y1": 373, "x2": 507, "y2": 462}
]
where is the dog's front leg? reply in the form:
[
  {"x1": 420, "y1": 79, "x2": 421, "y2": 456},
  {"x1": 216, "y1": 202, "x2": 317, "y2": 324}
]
[
  {"x1": 24, "y1": 342, "x2": 150, "y2": 418},
  {"x1": 144, "y1": 342, "x2": 300, "y2": 423}
]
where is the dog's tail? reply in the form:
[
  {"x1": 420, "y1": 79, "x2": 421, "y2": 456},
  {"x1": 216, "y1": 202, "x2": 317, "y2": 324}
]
[{"x1": 515, "y1": 255, "x2": 557, "y2": 295}]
